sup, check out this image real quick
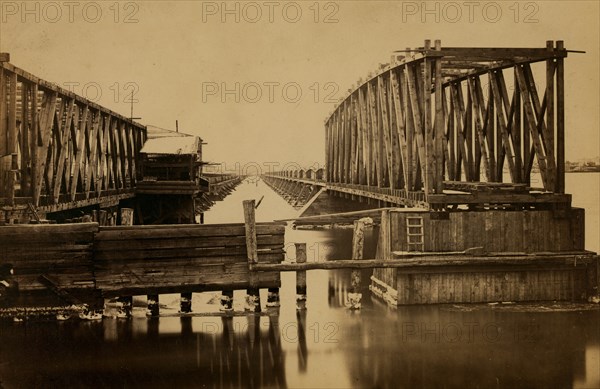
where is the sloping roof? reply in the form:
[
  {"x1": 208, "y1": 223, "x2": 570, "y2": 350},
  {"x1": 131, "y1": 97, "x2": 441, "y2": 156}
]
[
  {"x1": 141, "y1": 135, "x2": 200, "y2": 155},
  {"x1": 146, "y1": 125, "x2": 202, "y2": 140}
]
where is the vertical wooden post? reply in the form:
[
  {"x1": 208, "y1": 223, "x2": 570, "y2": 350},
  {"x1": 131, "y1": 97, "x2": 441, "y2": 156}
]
[
  {"x1": 347, "y1": 218, "x2": 366, "y2": 309},
  {"x1": 8, "y1": 72, "x2": 17, "y2": 157},
  {"x1": 556, "y1": 41, "x2": 565, "y2": 193},
  {"x1": 296, "y1": 307, "x2": 308, "y2": 371},
  {"x1": 20, "y1": 82, "x2": 30, "y2": 194},
  {"x1": 295, "y1": 242, "x2": 307, "y2": 310},
  {"x1": 267, "y1": 287, "x2": 280, "y2": 308},
  {"x1": 180, "y1": 292, "x2": 192, "y2": 313},
  {"x1": 546, "y1": 40, "x2": 556, "y2": 192},
  {"x1": 7, "y1": 154, "x2": 17, "y2": 206},
  {"x1": 6, "y1": 73, "x2": 17, "y2": 203},
  {"x1": 0, "y1": 68, "x2": 6, "y2": 158},
  {"x1": 423, "y1": 39, "x2": 433, "y2": 194},
  {"x1": 30, "y1": 84, "x2": 38, "y2": 199},
  {"x1": 116, "y1": 207, "x2": 134, "y2": 317},
  {"x1": 220, "y1": 290, "x2": 234, "y2": 311},
  {"x1": 243, "y1": 199, "x2": 261, "y2": 312},
  {"x1": 120, "y1": 207, "x2": 134, "y2": 226},
  {"x1": 146, "y1": 294, "x2": 159, "y2": 317},
  {"x1": 98, "y1": 210, "x2": 108, "y2": 226},
  {"x1": 434, "y1": 39, "x2": 444, "y2": 194}
]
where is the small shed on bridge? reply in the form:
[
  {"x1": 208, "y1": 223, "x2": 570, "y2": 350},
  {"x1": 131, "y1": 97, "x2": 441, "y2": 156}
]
[
  {"x1": 135, "y1": 126, "x2": 208, "y2": 224},
  {"x1": 138, "y1": 126, "x2": 207, "y2": 194}
]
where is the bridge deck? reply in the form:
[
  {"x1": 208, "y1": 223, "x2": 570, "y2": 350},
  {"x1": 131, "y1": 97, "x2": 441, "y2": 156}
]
[{"x1": 263, "y1": 173, "x2": 571, "y2": 209}]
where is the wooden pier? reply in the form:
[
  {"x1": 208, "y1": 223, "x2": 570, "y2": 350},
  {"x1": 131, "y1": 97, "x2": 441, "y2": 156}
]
[{"x1": 0, "y1": 205, "x2": 284, "y2": 317}]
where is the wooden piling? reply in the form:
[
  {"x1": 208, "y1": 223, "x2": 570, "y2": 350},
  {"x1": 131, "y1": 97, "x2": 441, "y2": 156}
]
[
  {"x1": 116, "y1": 207, "x2": 134, "y2": 317},
  {"x1": 147, "y1": 294, "x2": 159, "y2": 317},
  {"x1": 243, "y1": 199, "x2": 261, "y2": 312},
  {"x1": 180, "y1": 292, "x2": 192, "y2": 313},
  {"x1": 295, "y1": 243, "x2": 307, "y2": 310},
  {"x1": 220, "y1": 290, "x2": 234, "y2": 311},
  {"x1": 347, "y1": 218, "x2": 365, "y2": 309},
  {"x1": 98, "y1": 210, "x2": 108, "y2": 226},
  {"x1": 266, "y1": 287, "x2": 280, "y2": 308},
  {"x1": 296, "y1": 308, "x2": 308, "y2": 371},
  {"x1": 121, "y1": 208, "x2": 134, "y2": 226}
]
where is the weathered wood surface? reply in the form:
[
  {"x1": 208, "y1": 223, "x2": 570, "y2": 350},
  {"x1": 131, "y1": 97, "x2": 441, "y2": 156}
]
[
  {"x1": 389, "y1": 208, "x2": 585, "y2": 253},
  {"x1": 0, "y1": 221, "x2": 285, "y2": 302},
  {"x1": 93, "y1": 222, "x2": 285, "y2": 297},
  {"x1": 393, "y1": 268, "x2": 590, "y2": 304},
  {"x1": 0, "y1": 223, "x2": 97, "y2": 294},
  {"x1": 251, "y1": 254, "x2": 598, "y2": 271}
]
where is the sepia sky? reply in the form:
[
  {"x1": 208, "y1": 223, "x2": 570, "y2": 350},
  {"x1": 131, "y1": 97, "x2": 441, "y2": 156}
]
[{"x1": 0, "y1": 1, "x2": 598, "y2": 170}]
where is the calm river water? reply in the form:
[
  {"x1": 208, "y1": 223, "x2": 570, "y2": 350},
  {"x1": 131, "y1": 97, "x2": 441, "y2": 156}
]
[{"x1": 0, "y1": 174, "x2": 598, "y2": 388}]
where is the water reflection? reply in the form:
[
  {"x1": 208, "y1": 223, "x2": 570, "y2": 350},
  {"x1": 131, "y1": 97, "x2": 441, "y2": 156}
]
[
  {"x1": 0, "y1": 314, "x2": 290, "y2": 388},
  {"x1": 325, "y1": 266, "x2": 600, "y2": 389}
]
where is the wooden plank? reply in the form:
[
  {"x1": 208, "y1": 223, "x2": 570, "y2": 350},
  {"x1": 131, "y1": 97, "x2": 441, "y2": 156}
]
[
  {"x1": 556, "y1": 41, "x2": 565, "y2": 193},
  {"x1": 52, "y1": 98, "x2": 76, "y2": 202},
  {"x1": 94, "y1": 246, "x2": 285, "y2": 261},
  {"x1": 94, "y1": 234, "x2": 284, "y2": 251},
  {"x1": 516, "y1": 65, "x2": 551, "y2": 189},
  {"x1": 7, "y1": 72, "x2": 17, "y2": 156},
  {"x1": 434, "y1": 40, "x2": 444, "y2": 193},
  {"x1": 467, "y1": 77, "x2": 491, "y2": 180},
  {"x1": 489, "y1": 71, "x2": 517, "y2": 181},
  {"x1": 406, "y1": 64, "x2": 427, "y2": 192},
  {"x1": 70, "y1": 106, "x2": 88, "y2": 200},
  {"x1": 0, "y1": 68, "x2": 6, "y2": 159},
  {"x1": 423, "y1": 40, "x2": 434, "y2": 194},
  {"x1": 19, "y1": 82, "x2": 30, "y2": 194},
  {"x1": 451, "y1": 84, "x2": 474, "y2": 181},
  {"x1": 33, "y1": 92, "x2": 57, "y2": 205},
  {"x1": 378, "y1": 76, "x2": 395, "y2": 189}
]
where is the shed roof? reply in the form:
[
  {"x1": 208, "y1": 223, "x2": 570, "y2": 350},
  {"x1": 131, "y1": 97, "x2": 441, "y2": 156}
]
[{"x1": 141, "y1": 135, "x2": 200, "y2": 155}]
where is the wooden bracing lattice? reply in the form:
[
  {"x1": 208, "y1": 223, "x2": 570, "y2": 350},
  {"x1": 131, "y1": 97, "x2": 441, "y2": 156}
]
[
  {"x1": 0, "y1": 59, "x2": 147, "y2": 212},
  {"x1": 325, "y1": 40, "x2": 568, "y2": 206}
]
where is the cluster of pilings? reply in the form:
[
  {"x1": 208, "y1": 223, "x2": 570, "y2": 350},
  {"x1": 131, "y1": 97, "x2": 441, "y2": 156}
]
[
  {"x1": 195, "y1": 175, "x2": 244, "y2": 213},
  {"x1": 262, "y1": 175, "x2": 322, "y2": 209}
]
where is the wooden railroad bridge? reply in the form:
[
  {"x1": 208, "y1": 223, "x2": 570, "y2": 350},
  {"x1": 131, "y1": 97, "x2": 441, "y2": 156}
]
[
  {"x1": 263, "y1": 40, "x2": 573, "y2": 211},
  {"x1": 0, "y1": 53, "x2": 241, "y2": 224},
  {"x1": 261, "y1": 40, "x2": 599, "y2": 306}
]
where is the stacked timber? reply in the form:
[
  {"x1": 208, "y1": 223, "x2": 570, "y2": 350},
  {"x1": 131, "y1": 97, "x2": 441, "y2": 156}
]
[
  {"x1": 92, "y1": 222, "x2": 286, "y2": 298},
  {"x1": 0, "y1": 223, "x2": 98, "y2": 305}
]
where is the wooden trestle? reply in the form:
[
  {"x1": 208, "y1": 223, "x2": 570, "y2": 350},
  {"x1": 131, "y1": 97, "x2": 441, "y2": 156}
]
[
  {"x1": 0, "y1": 56, "x2": 147, "y2": 222},
  {"x1": 265, "y1": 40, "x2": 575, "y2": 211}
]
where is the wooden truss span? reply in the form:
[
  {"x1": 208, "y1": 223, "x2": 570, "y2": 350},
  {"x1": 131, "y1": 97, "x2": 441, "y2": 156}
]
[
  {"x1": 324, "y1": 40, "x2": 570, "y2": 209},
  {"x1": 0, "y1": 58, "x2": 147, "y2": 215}
]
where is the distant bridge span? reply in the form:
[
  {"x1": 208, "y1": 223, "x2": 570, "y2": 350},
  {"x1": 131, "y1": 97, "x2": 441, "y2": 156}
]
[{"x1": 265, "y1": 40, "x2": 574, "y2": 210}]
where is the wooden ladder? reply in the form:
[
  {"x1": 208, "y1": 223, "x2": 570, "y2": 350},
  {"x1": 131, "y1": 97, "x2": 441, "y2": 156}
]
[{"x1": 406, "y1": 216, "x2": 424, "y2": 252}]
